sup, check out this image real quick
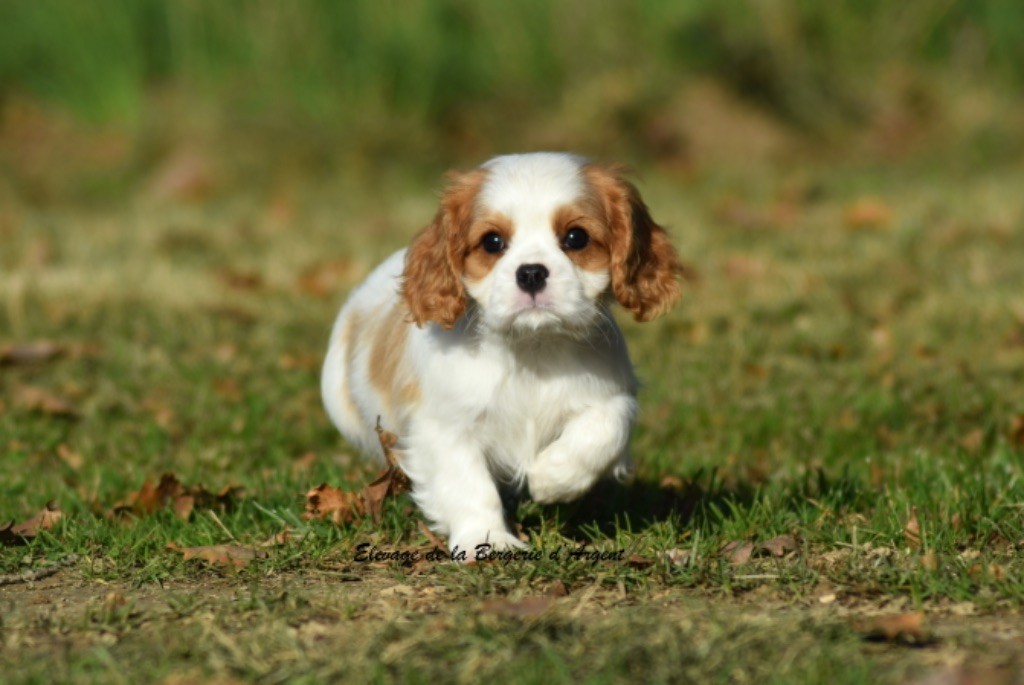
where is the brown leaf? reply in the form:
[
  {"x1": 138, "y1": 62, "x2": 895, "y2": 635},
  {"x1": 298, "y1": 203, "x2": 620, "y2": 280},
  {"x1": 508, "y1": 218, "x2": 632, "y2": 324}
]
[
  {"x1": 147, "y1": 148, "x2": 216, "y2": 202},
  {"x1": 216, "y1": 267, "x2": 264, "y2": 292},
  {"x1": 721, "y1": 255, "x2": 768, "y2": 281},
  {"x1": 290, "y1": 452, "x2": 318, "y2": 476},
  {"x1": 627, "y1": 554, "x2": 657, "y2": 569},
  {"x1": 376, "y1": 419, "x2": 402, "y2": 470},
  {"x1": 480, "y1": 596, "x2": 554, "y2": 619},
  {"x1": 110, "y1": 473, "x2": 241, "y2": 520},
  {"x1": 0, "y1": 341, "x2": 64, "y2": 366},
  {"x1": 256, "y1": 529, "x2": 293, "y2": 547},
  {"x1": 141, "y1": 398, "x2": 177, "y2": 430},
  {"x1": 721, "y1": 540, "x2": 755, "y2": 566},
  {"x1": 167, "y1": 542, "x2": 267, "y2": 570},
  {"x1": 659, "y1": 475, "x2": 684, "y2": 491},
  {"x1": 417, "y1": 519, "x2": 446, "y2": 549},
  {"x1": 959, "y1": 428, "x2": 984, "y2": 454},
  {"x1": 1009, "y1": 415, "x2": 1024, "y2": 450},
  {"x1": 212, "y1": 378, "x2": 244, "y2": 402},
  {"x1": 302, "y1": 483, "x2": 364, "y2": 524},
  {"x1": 15, "y1": 386, "x2": 78, "y2": 419},
  {"x1": 0, "y1": 502, "x2": 64, "y2": 545},
  {"x1": 760, "y1": 534, "x2": 799, "y2": 557},
  {"x1": 173, "y1": 495, "x2": 195, "y2": 521},
  {"x1": 56, "y1": 444, "x2": 84, "y2": 470},
  {"x1": 302, "y1": 423, "x2": 411, "y2": 527},
  {"x1": 361, "y1": 420, "x2": 411, "y2": 523},
  {"x1": 852, "y1": 612, "x2": 931, "y2": 644},
  {"x1": 278, "y1": 353, "x2": 321, "y2": 371},
  {"x1": 920, "y1": 551, "x2": 938, "y2": 571},
  {"x1": 547, "y1": 580, "x2": 569, "y2": 597},
  {"x1": 662, "y1": 548, "x2": 691, "y2": 567},
  {"x1": 904, "y1": 507, "x2": 922, "y2": 548},
  {"x1": 910, "y1": 664, "x2": 1016, "y2": 685},
  {"x1": 361, "y1": 472, "x2": 396, "y2": 523},
  {"x1": 296, "y1": 259, "x2": 362, "y2": 298},
  {"x1": 0, "y1": 523, "x2": 22, "y2": 546},
  {"x1": 844, "y1": 197, "x2": 893, "y2": 231},
  {"x1": 11, "y1": 501, "x2": 63, "y2": 537}
]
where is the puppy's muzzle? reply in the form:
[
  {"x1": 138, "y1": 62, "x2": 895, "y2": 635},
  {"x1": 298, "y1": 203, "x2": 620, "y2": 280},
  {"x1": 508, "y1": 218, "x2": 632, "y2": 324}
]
[{"x1": 516, "y1": 263, "x2": 549, "y2": 294}]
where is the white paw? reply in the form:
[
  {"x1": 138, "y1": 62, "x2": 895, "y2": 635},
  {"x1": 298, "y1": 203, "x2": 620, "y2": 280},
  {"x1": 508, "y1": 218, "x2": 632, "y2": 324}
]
[
  {"x1": 527, "y1": 452, "x2": 599, "y2": 504},
  {"x1": 449, "y1": 528, "x2": 526, "y2": 560}
]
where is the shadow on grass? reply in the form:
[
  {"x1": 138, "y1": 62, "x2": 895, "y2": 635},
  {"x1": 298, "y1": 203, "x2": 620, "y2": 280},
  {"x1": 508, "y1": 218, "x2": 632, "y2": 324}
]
[{"x1": 514, "y1": 467, "x2": 871, "y2": 542}]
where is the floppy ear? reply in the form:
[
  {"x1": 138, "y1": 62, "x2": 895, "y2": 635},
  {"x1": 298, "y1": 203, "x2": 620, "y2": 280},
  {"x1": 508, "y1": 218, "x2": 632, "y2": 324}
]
[
  {"x1": 586, "y1": 164, "x2": 682, "y2": 322},
  {"x1": 401, "y1": 170, "x2": 484, "y2": 328}
]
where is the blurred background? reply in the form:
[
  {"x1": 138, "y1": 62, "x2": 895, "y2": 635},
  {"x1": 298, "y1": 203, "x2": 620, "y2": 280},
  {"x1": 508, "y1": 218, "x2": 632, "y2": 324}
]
[{"x1": 2, "y1": 0, "x2": 1023, "y2": 204}]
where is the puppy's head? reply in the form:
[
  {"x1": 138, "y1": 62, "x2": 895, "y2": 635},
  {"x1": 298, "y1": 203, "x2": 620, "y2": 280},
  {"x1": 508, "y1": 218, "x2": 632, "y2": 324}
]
[{"x1": 401, "y1": 153, "x2": 682, "y2": 334}]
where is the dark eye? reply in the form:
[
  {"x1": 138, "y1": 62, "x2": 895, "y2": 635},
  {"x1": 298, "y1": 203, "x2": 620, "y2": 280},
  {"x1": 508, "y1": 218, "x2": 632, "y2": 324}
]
[
  {"x1": 563, "y1": 227, "x2": 589, "y2": 251},
  {"x1": 481, "y1": 232, "x2": 506, "y2": 254}
]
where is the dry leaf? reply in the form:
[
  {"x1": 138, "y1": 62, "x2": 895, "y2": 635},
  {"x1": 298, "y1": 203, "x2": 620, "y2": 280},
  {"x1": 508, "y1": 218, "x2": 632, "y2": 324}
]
[
  {"x1": 173, "y1": 495, "x2": 196, "y2": 521},
  {"x1": 0, "y1": 523, "x2": 22, "y2": 546},
  {"x1": 844, "y1": 197, "x2": 893, "y2": 231},
  {"x1": 290, "y1": 452, "x2": 318, "y2": 476},
  {"x1": 0, "y1": 502, "x2": 63, "y2": 545},
  {"x1": 110, "y1": 473, "x2": 241, "y2": 520},
  {"x1": 904, "y1": 507, "x2": 922, "y2": 548},
  {"x1": 11, "y1": 501, "x2": 63, "y2": 537},
  {"x1": 721, "y1": 255, "x2": 768, "y2": 281},
  {"x1": 362, "y1": 420, "x2": 411, "y2": 523},
  {"x1": 147, "y1": 148, "x2": 216, "y2": 201},
  {"x1": 302, "y1": 483, "x2": 364, "y2": 524},
  {"x1": 141, "y1": 398, "x2": 177, "y2": 430},
  {"x1": 662, "y1": 548, "x2": 691, "y2": 567},
  {"x1": 417, "y1": 520, "x2": 446, "y2": 549},
  {"x1": 0, "y1": 341, "x2": 64, "y2": 366},
  {"x1": 721, "y1": 540, "x2": 755, "y2": 566},
  {"x1": 56, "y1": 444, "x2": 84, "y2": 470},
  {"x1": 296, "y1": 259, "x2": 361, "y2": 298},
  {"x1": 659, "y1": 475, "x2": 684, "y2": 491},
  {"x1": 1009, "y1": 415, "x2": 1024, "y2": 450},
  {"x1": 910, "y1": 664, "x2": 1016, "y2": 685},
  {"x1": 15, "y1": 386, "x2": 78, "y2": 419},
  {"x1": 760, "y1": 534, "x2": 799, "y2": 557},
  {"x1": 256, "y1": 529, "x2": 293, "y2": 547},
  {"x1": 167, "y1": 542, "x2": 267, "y2": 569},
  {"x1": 303, "y1": 422, "x2": 411, "y2": 526},
  {"x1": 278, "y1": 353, "x2": 321, "y2": 371},
  {"x1": 950, "y1": 512, "x2": 963, "y2": 531},
  {"x1": 480, "y1": 596, "x2": 554, "y2": 619},
  {"x1": 627, "y1": 554, "x2": 656, "y2": 569},
  {"x1": 853, "y1": 612, "x2": 931, "y2": 644},
  {"x1": 216, "y1": 268, "x2": 264, "y2": 292},
  {"x1": 547, "y1": 580, "x2": 569, "y2": 597},
  {"x1": 959, "y1": 428, "x2": 984, "y2": 453},
  {"x1": 212, "y1": 378, "x2": 243, "y2": 402},
  {"x1": 920, "y1": 551, "x2": 938, "y2": 571}
]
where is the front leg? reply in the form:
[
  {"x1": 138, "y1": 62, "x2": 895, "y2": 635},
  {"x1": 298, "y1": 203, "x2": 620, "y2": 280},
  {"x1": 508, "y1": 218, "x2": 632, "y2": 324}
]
[
  {"x1": 403, "y1": 419, "x2": 525, "y2": 556},
  {"x1": 528, "y1": 395, "x2": 637, "y2": 504}
]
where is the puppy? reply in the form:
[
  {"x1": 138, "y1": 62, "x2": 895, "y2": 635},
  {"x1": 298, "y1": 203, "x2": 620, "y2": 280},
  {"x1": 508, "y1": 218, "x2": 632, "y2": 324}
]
[{"x1": 321, "y1": 152, "x2": 681, "y2": 554}]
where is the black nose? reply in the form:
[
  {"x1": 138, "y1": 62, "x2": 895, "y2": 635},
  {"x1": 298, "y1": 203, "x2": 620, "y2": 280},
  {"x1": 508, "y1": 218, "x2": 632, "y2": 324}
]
[{"x1": 516, "y1": 263, "x2": 549, "y2": 294}]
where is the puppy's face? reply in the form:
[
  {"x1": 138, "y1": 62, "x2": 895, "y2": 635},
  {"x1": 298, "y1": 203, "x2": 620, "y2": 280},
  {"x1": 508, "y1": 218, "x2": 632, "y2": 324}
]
[{"x1": 402, "y1": 153, "x2": 681, "y2": 334}]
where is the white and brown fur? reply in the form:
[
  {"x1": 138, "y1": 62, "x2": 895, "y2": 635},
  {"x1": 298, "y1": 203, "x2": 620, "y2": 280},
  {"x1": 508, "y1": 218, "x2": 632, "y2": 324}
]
[{"x1": 322, "y1": 152, "x2": 681, "y2": 554}]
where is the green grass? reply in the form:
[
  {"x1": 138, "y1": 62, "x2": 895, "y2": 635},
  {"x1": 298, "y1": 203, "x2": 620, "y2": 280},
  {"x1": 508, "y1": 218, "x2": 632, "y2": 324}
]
[
  {"x1": 2, "y1": 160, "x2": 1024, "y2": 682},
  {"x1": 3, "y1": 0, "x2": 1024, "y2": 193}
]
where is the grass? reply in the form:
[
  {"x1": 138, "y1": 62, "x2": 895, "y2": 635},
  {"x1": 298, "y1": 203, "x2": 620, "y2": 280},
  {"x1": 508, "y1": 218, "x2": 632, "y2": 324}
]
[
  {"x1": 3, "y1": 0, "x2": 1024, "y2": 191},
  {"x1": 2, "y1": 156, "x2": 1024, "y2": 683},
  {"x1": 4, "y1": 3, "x2": 1024, "y2": 681}
]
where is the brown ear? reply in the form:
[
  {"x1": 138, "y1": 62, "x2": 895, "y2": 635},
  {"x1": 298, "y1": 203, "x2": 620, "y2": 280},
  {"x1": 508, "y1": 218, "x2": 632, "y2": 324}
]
[
  {"x1": 401, "y1": 170, "x2": 484, "y2": 328},
  {"x1": 586, "y1": 164, "x2": 682, "y2": 322}
]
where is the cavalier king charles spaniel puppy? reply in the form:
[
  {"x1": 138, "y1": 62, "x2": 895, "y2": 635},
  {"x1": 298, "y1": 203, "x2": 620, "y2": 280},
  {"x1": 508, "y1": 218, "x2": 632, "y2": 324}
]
[{"x1": 321, "y1": 152, "x2": 681, "y2": 554}]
